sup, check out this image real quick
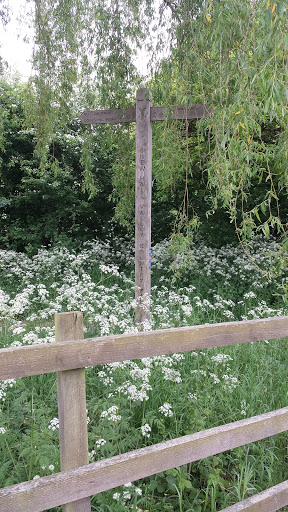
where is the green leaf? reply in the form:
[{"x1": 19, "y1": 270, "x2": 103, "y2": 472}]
[
  {"x1": 254, "y1": 208, "x2": 261, "y2": 222},
  {"x1": 221, "y1": 134, "x2": 227, "y2": 148},
  {"x1": 179, "y1": 476, "x2": 193, "y2": 490},
  {"x1": 262, "y1": 223, "x2": 270, "y2": 237}
]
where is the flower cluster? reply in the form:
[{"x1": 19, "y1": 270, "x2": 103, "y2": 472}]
[
  {"x1": 100, "y1": 406, "x2": 121, "y2": 422},
  {"x1": 141, "y1": 423, "x2": 152, "y2": 438},
  {"x1": 159, "y1": 402, "x2": 173, "y2": 417},
  {"x1": 116, "y1": 382, "x2": 151, "y2": 402},
  {"x1": 0, "y1": 379, "x2": 16, "y2": 403},
  {"x1": 162, "y1": 367, "x2": 182, "y2": 383},
  {"x1": 240, "y1": 399, "x2": 249, "y2": 416},
  {"x1": 113, "y1": 482, "x2": 142, "y2": 504},
  {"x1": 97, "y1": 371, "x2": 114, "y2": 386},
  {"x1": 222, "y1": 374, "x2": 238, "y2": 392},
  {"x1": 48, "y1": 417, "x2": 59, "y2": 431},
  {"x1": 99, "y1": 264, "x2": 120, "y2": 276},
  {"x1": 211, "y1": 354, "x2": 233, "y2": 364},
  {"x1": 41, "y1": 464, "x2": 55, "y2": 472}
]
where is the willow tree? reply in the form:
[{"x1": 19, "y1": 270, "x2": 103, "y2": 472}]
[
  {"x1": 164, "y1": 1, "x2": 288, "y2": 245},
  {"x1": 25, "y1": 0, "x2": 288, "y2": 248},
  {"x1": 27, "y1": 0, "x2": 154, "y2": 155}
]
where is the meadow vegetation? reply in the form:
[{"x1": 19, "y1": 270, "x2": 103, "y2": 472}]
[
  {"x1": 1, "y1": 235, "x2": 288, "y2": 511},
  {"x1": 1, "y1": 1, "x2": 288, "y2": 509}
]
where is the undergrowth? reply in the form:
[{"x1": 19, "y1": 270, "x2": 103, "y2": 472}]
[{"x1": 0, "y1": 236, "x2": 288, "y2": 511}]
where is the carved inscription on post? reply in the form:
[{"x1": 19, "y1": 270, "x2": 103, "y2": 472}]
[{"x1": 135, "y1": 88, "x2": 152, "y2": 324}]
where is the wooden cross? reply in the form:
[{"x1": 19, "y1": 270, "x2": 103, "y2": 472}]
[{"x1": 80, "y1": 88, "x2": 208, "y2": 325}]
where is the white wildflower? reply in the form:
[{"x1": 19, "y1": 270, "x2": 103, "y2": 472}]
[
  {"x1": 222, "y1": 310, "x2": 234, "y2": 319},
  {"x1": 141, "y1": 423, "x2": 152, "y2": 438},
  {"x1": 159, "y1": 402, "x2": 173, "y2": 417},
  {"x1": 209, "y1": 373, "x2": 221, "y2": 384},
  {"x1": 99, "y1": 264, "x2": 119, "y2": 276},
  {"x1": 88, "y1": 450, "x2": 96, "y2": 460},
  {"x1": 11, "y1": 326, "x2": 26, "y2": 335},
  {"x1": 48, "y1": 417, "x2": 59, "y2": 431},
  {"x1": 162, "y1": 367, "x2": 182, "y2": 383},
  {"x1": 96, "y1": 438, "x2": 106, "y2": 448},
  {"x1": 211, "y1": 354, "x2": 233, "y2": 364},
  {"x1": 123, "y1": 491, "x2": 131, "y2": 501},
  {"x1": 243, "y1": 291, "x2": 256, "y2": 299},
  {"x1": 100, "y1": 406, "x2": 121, "y2": 422}
]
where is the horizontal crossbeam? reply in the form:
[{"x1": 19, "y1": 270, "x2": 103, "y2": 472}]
[
  {"x1": 79, "y1": 104, "x2": 209, "y2": 124},
  {"x1": 1, "y1": 407, "x2": 288, "y2": 512},
  {"x1": 0, "y1": 316, "x2": 288, "y2": 380}
]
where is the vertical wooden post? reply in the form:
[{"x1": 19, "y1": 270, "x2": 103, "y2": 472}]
[
  {"x1": 135, "y1": 87, "x2": 152, "y2": 325},
  {"x1": 55, "y1": 312, "x2": 91, "y2": 512}
]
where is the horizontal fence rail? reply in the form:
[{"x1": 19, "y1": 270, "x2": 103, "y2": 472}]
[
  {"x1": 1, "y1": 407, "x2": 288, "y2": 512},
  {"x1": 1, "y1": 316, "x2": 288, "y2": 380},
  {"x1": 220, "y1": 479, "x2": 288, "y2": 512}
]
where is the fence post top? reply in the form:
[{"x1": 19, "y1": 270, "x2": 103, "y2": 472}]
[{"x1": 136, "y1": 87, "x2": 152, "y2": 102}]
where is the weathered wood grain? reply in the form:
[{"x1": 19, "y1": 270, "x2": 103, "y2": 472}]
[
  {"x1": 79, "y1": 104, "x2": 209, "y2": 125},
  {"x1": 150, "y1": 104, "x2": 210, "y2": 120},
  {"x1": 55, "y1": 313, "x2": 91, "y2": 512},
  {"x1": 219, "y1": 479, "x2": 288, "y2": 512},
  {"x1": 135, "y1": 87, "x2": 152, "y2": 324},
  {"x1": 1, "y1": 407, "x2": 288, "y2": 512},
  {"x1": 79, "y1": 107, "x2": 136, "y2": 124},
  {"x1": 0, "y1": 316, "x2": 288, "y2": 380}
]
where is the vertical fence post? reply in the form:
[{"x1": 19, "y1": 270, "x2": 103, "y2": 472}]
[{"x1": 55, "y1": 312, "x2": 91, "y2": 512}]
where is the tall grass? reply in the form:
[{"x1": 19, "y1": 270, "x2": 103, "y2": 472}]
[{"x1": 0, "y1": 236, "x2": 288, "y2": 511}]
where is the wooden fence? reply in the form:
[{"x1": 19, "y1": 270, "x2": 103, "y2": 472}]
[{"x1": 1, "y1": 312, "x2": 288, "y2": 512}]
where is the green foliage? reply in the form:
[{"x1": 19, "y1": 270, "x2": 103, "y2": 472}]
[
  {"x1": 160, "y1": 0, "x2": 288, "y2": 239},
  {"x1": 0, "y1": 77, "x2": 119, "y2": 252},
  {"x1": 2, "y1": 0, "x2": 288, "y2": 253},
  {"x1": 1, "y1": 236, "x2": 288, "y2": 511},
  {"x1": 26, "y1": 0, "x2": 154, "y2": 161}
]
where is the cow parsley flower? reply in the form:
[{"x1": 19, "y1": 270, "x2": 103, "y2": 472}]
[
  {"x1": 244, "y1": 291, "x2": 256, "y2": 299},
  {"x1": 96, "y1": 438, "x2": 106, "y2": 448},
  {"x1": 123, "y1": 491, "x2": 131, "y2": 501},
  {"x1": 141, "y1": 423, "x2": 151, "y2": 438},
  {"x1": 211, "y1": 354, "x2": 233, "y2": 364},
  {"x1": 48, "y1": 417, "x2": 59, "y2": 431},
  {"x1": 159, "y1": 402, "x2": 173, "y2": 417},
  {"x1": 100, "y1": 406, "x2": 121, "y2": 421},
  {"x1": 99, "y1": 264, "x2": 119, "y2": 276},
  {"x1": 162, "y1": 367, "x2": 182, "y2": 383}
]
